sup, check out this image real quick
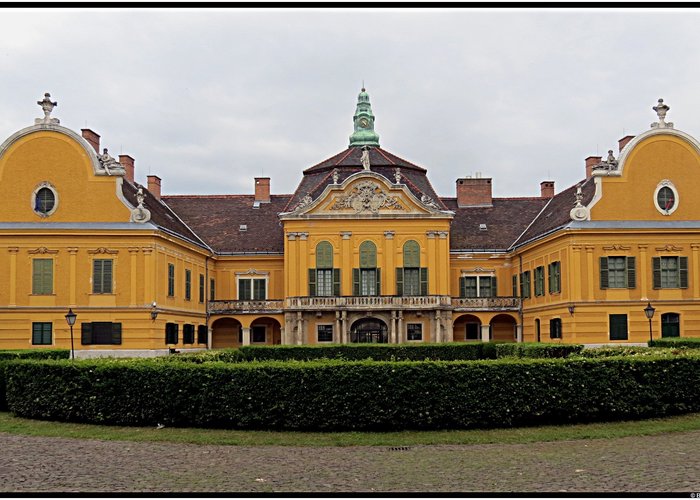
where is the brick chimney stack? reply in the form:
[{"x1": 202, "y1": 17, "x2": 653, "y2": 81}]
[
  {"x1": 81, "y1": 129, "x2": 100, "y2": 153},
  {"x1": 456, "y1": 176, "x2": 493, "y2": 207},
  {"x1": 585, "y1": 155, "x2": 602, "y2": 179},
  {"x1": 540, "y1": 181, "x2": 555, "y2": 199},
  {"x1": 147, "y1": 175, "x2": 161, "y2": 201},
  {"x1": 119, "y1": 155, "x2": 135, "y2": 184},
  {"x1": 254, "y1": 177, "x2": 271, "y2": 204},
  {"x1": 618, "y1": 135, "x2": 635, "y2": 152}
]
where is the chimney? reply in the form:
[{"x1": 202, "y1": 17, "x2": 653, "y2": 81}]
[
  {"x1": 119, "y1": 155, "x2": 135, "y2": 184},
  {"x1": 254, "y1": 177, "x2": 271, "y2": 204},
  {"x1": 456, "y1": 177, "x2": 493, "y2": 207},
  {"x1": 585, "y1": 155, "x2": 602, "y2": 179},
  {"x1": 81, "y1": 129, "x2": 100, "y2": 153},
  {"x1": 147, "y1": 175, "x2": 161, "y2": 201},
  {"x1": 540, "y1": 181, "x2": 555, "y2": 199},
  {"x1": 618, "y1": 135, "x2": 635, "y2": 152}
]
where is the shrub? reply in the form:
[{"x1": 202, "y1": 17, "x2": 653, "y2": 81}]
[
  {"x1": 495, "y1": 342, "x2": 584, "y2": 359},
  {"x1": 0, "y1": 349, "x2": 69, "y2": 410},
  {"x1": 649, "y1": 337, "x2": 700, "y2": 348},
  {"x1": 7, "y1": 353, "x2": 700, "y2": 431},
  {"x1": 577, "y1": 346, "x2": 700, "y2": 358}
]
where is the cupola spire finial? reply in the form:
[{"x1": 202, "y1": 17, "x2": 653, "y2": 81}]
[{"x1": 349, "y1": 86, "x2": 380, "y2": 148}]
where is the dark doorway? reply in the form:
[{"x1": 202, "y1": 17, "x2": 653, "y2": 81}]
[
  {"x1": 661, "y1": 313, "x2": 680, "y2": 338},
  {"x1": 465, "y1": 322, "x2": 480, "y2": 341},
  {"x1": 350, "y1": 318, "x2": 388, "y2": 343}
]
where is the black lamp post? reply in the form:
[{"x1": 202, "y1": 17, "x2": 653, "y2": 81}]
[
  {"x1": 64, "y1": 308, "x2": 77, "y2": 360},
  {"x1": 643, "y1": 301, "x2": 656, "y2": 344}
]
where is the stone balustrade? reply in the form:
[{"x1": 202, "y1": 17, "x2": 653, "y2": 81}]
[
  {"x1": 451, "y1": 296, "x2": 520, "y2": 311},
  {"x1": 286, "y1": 295, "x2": 450, "y2": 310},
  {"x1": 208, "y1": 299, "x2": 284, "y2": 314}
]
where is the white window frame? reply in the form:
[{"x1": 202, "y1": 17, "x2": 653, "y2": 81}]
[
  {"x1": 654, "y1": 179, "x2": 679, "y2": 216},
  {"x1": 32, "y1": 181, "x2": 59, "y2": 218},
  {"x1": 461, "y1": 273, "x2": 496, "y2": 298},
  {"x1": 235, "y1": 269, "x2": 269, "y2": 301},
  {"x1": 316, "y1": 323, "x2": 334, "y2": 343},
  {"x1": 406, "y1": 322, "x2": 423, "y2": 342}
]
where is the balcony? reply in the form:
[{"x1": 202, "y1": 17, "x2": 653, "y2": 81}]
[
  {"x1": 286, "y1": 295, "x2": 452, "y2": 311},
  {"x1": 208, "y1": 299, "x2": 284, "y2": 315},
  {"x1": 451, "y1": 296, "x2": 520, "y2": 312}
]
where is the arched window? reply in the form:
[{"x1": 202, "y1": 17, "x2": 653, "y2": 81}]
[
  {"x1": 309, "y1": 241, "x2": 339, "y2": 297},
  {"x1": 397, "y1": 240, "x2": 427, "y2": 296},
  {"x1": 354, "y1": 241, "x2": 379, "y2": 296}
]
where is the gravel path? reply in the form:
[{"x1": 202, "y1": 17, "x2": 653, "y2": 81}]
[{"x1": 1, "y1": 430, "x2": 699, "y2": 493}]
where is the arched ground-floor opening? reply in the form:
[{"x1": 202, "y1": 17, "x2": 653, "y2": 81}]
[
  {"x1": 250, "y1": 316, "x2": 282, "y2": 345},
  {"x1": 211, "y1": 317, "x2": 242, "y2": 348},
  {"x1": 350, "y1": 317, "x2": 388, "y2": 343},
  {"x1": 490, "y1": 313, "x2": 518, "y2": 342},
  {"x1": 453, "y1": 314, "x2": 483, "y2": 342}
]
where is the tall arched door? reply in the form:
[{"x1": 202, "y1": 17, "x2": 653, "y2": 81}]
[
  {"x1": 350, "y1": 318, "x2": 388, "y2": 343},
  {"x1": 661, "y1": 313, "x2": 680, "y2": 338}
]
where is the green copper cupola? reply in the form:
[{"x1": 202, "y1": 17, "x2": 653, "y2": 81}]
[{"x1": 349, "y1": 87, "x2": 380, "y2": 147}]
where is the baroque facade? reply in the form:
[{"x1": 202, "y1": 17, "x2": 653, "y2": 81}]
[{"x1": 0, "y1": 92, "x2": 698, "y2": 355}]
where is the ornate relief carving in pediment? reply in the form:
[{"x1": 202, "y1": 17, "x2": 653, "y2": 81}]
[{"x1": 330, "y1": 180, "x2": 405, "y2": 214}]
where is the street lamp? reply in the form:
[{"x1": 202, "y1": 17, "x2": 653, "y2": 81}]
[
  {"x1": 64, "y1": 308, "x2": 77, "y2": 360},
  {"x1": 150, "y1": 301, "x2": 159, "y2": 321},
  {"x1": 643, "y1": 301, "x2": 656, "y2": 344}
]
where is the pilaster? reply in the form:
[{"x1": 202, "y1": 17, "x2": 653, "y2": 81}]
[
  {"x1": 128, "y1": 247, "x2": 139, "y2": 306},
  {"x1": 384, "y1": 231, "x2": 395, "y2": 295},
  {"x1": 8, "y1": 247, "x2": 18, "y2": 306},
  {"x1": 68, "y1": 247, "x2": 78, "y2": 306},
  {"x1": 638, "y1": 244, "x2": 648, "y2": 294},
  {"x1": 341, "y1": 232, "x2": 352, "y2": 296}
]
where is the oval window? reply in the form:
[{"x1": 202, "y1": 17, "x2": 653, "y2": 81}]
[
  {"x1": 34, "y1": 186, "x2": 56, "y2": 216},
  {"x1": 654, "y1": 181, "x2": 679, "y2": 216}
]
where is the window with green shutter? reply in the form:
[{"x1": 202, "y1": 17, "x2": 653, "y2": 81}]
[
  {"x1": 82, "y1": 322, "x2": 121, "y2": 345},
  {"x1": 459, "y1": 276, "x2": 496, "y2": 298},
  {"x1": 548, "y1": 261, "x2": 561, "y2": 293},
  {"x1": 653, "y1": 256, "x2": 688, "y2": 289},
  {"x1": 600, "y1": 257, "x2": 636, "y2": 289},
  {"x1": 165, "y1": 322, "x2": 179, "y2": 344},
  {"x1": 185, "y1": 269, "x2": 191, "y2": 300},
  {"x1": 549, "y1": 318, "x2": 562, "y2": 339},
  {"x1": 399, "y1": 240, "x2": 426, "y2": 296},
  {"x1": 32, "y1": 322, "x2": 52, "y2": 345},
  {"x1": 520, "y1": 271, "x2": 531, "y2": 298},
  {"x1": 210, "y1": 278, "x2": 215, "y2": 301},
  {"x1": 534, "y1": 266, "x2": 544, "y2": 296},
  {"x1": 512, "y1": 275, "x2": 518, "y2": 297},
  {"x1": 183, "y1": 324, "x2": 195, "y2": 344},
  {"x1": 199, "y1": 274, "x2": 205, "y2": 303},
  {"x1": 92, "y1": 259, "x2": 113, "y2": 294},
  {"x1": 167, "y1": 263, "x2": 175, "y2": 296},
  {"x1": 239, "y1": 278, "x2": 266, "y2": 300},
  {"x1": 356, "y1": 241, "x2": 379, "y2": 296},
  {"x1": 312, "y1": 242, "x2": 338, "y2": 296},
  {"x1": 32, "y1": 259, "x2": 53, "y2": 295},
  {"x1": 609, "y1": 314, "x2": 628, "y2": 340}
]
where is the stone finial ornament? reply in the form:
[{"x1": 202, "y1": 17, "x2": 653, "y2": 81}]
[
  {"x1": 569, "y1": 184, "x2": 589, "y2": 221},
  {"x1": 332, "y1": 169, "x2": 339, "y2": 184},
  {"x1": 361, "y1": 146, "x2": 371, "y2": 170},
  {"x1": 35, "y1": 92, "x2": 59, "y2": 125},
  {"x1": 651, "y1": 98, "x2": 674, "y2": 129},
  {"x1": 130, "y1": 186, "x2": 152, "y2": 223},
  {"x1": 394, "y1": 167, "x2": 402, "y2": 184}
]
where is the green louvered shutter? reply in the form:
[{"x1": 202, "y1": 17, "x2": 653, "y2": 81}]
[
  {"x1": 653, "y1": 257, "x2": 661, "y2": 289},
  {"x1": 627, "y1": 257, "x2": 636, "y2": 288},
  {"x1": 491, "y1": 276, "x2": 498, "y2": 297},
  {"x1": 111, "y1": 323, "x2": 122, "y2": 345},
  {"x1": 600, "y1": 257, "x2": 609, "y2": 289},
  {"x1": 32, "y1": 259, "x2": 53, "y2": 295},
  {"x1": 459, "y1": 277, "x2": 467, "y2": 298},
  {"x1": 333, "y1": 268, "x2": 341, "y2": 296},
  {"x1": 680, "y1": 257, "x2": 689, "y2": 289},
  {"x1": 81, "y1": 323, "x2": 92, "y2": 345},
  {"x1": 308, "y1": 268, "x2": 316, "y2": 296},
  {"x1": 403, "y1": 240, "x2": 420, "y2": 268},
  {"x1": 512, "y1": 275, "x2": 518, "y2": 297},
  {"x1": 352, "y1": 269, "x2": 360, "y2": 296},
  {"x1": 420, "y1": 267, "x2": 428, "y2": 296},
  {"x1": 376, "y1": 269, "x2": 381, "y2": 295},
  {"x1": 316, "y1": 242, "x2": 333, "y2": 268},
  {"x1": 396, "y1": 267, "x2": 404, "y2": 296}
]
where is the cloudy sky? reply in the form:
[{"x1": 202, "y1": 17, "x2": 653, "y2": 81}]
[{"x1": 1, "y1": 7, "x2": 699, "y2": 199}]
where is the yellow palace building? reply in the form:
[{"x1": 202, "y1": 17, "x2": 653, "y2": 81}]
[{"x1": 0, "y1": 91, "x2": 698, "y2": 355}]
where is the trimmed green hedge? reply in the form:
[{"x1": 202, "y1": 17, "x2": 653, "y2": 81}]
[
  {"x1": 495, "y1": 343, "x2": 584, "y2": 359},
  {"x1": 171, "y1": 343, "x2": 497, "y2": 363},
  {"x1": 7, "y1": 354, "x2": 700, "y2": 431},
  {"x1": 0, "y1": 349, "x2": 69, "y2": 410},
  {"x1": 649, "y1": 337, "x2": 700, "y2": 348}
]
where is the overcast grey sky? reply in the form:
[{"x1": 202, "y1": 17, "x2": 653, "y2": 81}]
[{"x1": 2, "y1": 7, "x2": 699, "y2": 199}]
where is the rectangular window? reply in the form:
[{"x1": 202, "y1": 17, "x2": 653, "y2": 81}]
[
  {"x1": 600, "y1": 257, "x2": 636, "y2": 289},
  {"x1": 512, "y1": 275, "x2": 518, "y2": 297},
  {"x1": 459, "y1": 276, "x2": 496, "y2": 298},
  {"x1": 199, "y1": 274, "x2": 205, "y2": 303},
  {"x1": 210, "y1": 278, "x2": 216, "y2": 301},
  {"x1": 32, "y1": 259, "x2": 53, "y2": 295},
  {"x1": 609, "y1": 314, "x2": 628, "y2": 340},
  {"x1": 317, "y1": 324, "x2": 333, "y2": 343},
  {"x1": 81, "y1": 322, "x2": 121, "y2": 345},
  {"x1": 360, "y1": 269, "x2": 377, "y2": 296},
  {"x1": 534, "y1": 266, "x2": 545, "y2": 297},
  {"x1": 316, "y1": 269, "x2": 333, "y2": 296},
  {"x1": 185, "y1": 269, "x2": 192, "y2": 301},
  {"x1": 548, "y1": 261, "x2": 561, "y2": 293},
  {"x1": 549, "y1": 318, "x2": 562, "y2": 339},
  {"x1": 197, "y1": 324, "x2": 208, "y2": 344},
  {"x1": 407, "y1": 323, "x2": 423, "y2": 341},
  {"x1": 463, "y1": 276, "x2": 477, "y2": 298},
  {"x1": 92, "y1": 259, "x2": 113, "y2": 294},
  {"x1": 183, "y1": 324, "x2": 195, "y2": 344},
  {"x1": 239, "y1": 278, "x2": 266, "y2": 300},
  {"x1": 653, "y1": 256, "x2": 688, "y2": 289},
  {"x1": 520, "y1": 271, "x2": 531, "y2": 299},
  {"x1": 165, "y1": 322, "x2": 179, "y2": 344},
  {"x1": 167, "y1": 263, "x2": 175, "y2": 297},
  {"x1": 32, "y1": 322, "x2": 52, "y2": 345},
  {"x1": 252, "y1": 326, "x2": 266, "y2": 343}
]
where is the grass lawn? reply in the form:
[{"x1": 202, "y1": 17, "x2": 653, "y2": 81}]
[{"x1": 1, "y1": 411, "x2": 700, "y2": 447}]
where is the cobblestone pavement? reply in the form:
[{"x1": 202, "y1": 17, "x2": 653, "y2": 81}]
[{"x1": 1, "y1": 430, "x2": 699, "y2": 493}]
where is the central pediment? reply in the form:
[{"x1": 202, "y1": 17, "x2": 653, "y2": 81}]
[{"x1": 279, "y1": 171, "x2": 453, "y2": 220}]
